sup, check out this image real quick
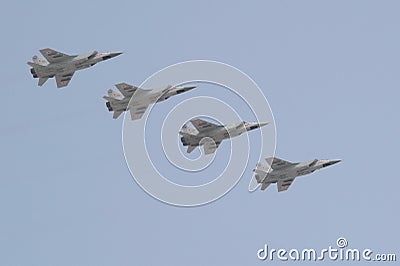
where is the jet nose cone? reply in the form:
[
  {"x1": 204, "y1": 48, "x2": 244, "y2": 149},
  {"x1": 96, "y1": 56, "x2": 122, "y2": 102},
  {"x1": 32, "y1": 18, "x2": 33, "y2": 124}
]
[
  {"x1": 322, "y1": 159, "x2": 341, "y2": 168},
  {"x1": 111, "y1": 52, "x2": 123, "y2": 57},
  {"x1": 173, "y1": 85, "x2": 197, "y2": 94},
  {"x1": 245, "y1": 121, "x2": 268, "y2": 131},
  {"x1": 102, "y1": 52, "x2": 123, "y2": 61},
  {"x1": 184, "y1": 85, "x2": 197, "y2": 90}
]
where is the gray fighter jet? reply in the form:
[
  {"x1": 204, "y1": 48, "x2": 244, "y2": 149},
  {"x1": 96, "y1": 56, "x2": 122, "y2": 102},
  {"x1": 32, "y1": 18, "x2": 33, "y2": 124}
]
[
  {"x1": 253, "y1": 157, "x2": 341, "y2": 192},
  {"x1": 103, "y1": 82, "x2": 197, "y2": 120},
  {"x1": 27, "y1": 48, "x2": 122, "y2": 88},
  {"x1": 180, "y1": 119, "x2": 268, "y2": 154}
]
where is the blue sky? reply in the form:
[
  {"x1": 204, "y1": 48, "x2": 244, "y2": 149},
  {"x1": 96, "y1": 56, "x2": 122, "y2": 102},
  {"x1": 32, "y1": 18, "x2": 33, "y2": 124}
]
[{"x1": 1, "y1": 1, "x2": 399, "y2": 265}]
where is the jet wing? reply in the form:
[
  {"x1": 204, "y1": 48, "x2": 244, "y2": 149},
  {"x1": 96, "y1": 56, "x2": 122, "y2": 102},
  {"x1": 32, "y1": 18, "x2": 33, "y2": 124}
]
[
  {"x1": 190, "y1": 118, "x2": 221, "y2": 133},
  {"x1": 55, "y1": 72, "x2": 74, "y2": 88},
  {"x1": 187, "y1": 146, "x2": 197, "y2": 153},
  {"x1": 40, "y1": 48, "x2": 74, "y2": 64},
  {"x1": 115, "y1": 83, "x2": 138, "y2": 98},
  {"x1": 277, "y1": 178, "x2": 295, "y2": 192},
  {"x1": 266, "y1": 157, "x2": 296, "y2": 170},
  {"x1": 129, "y1": 103, "x2": 149, "y2": 120},
  {"x1": 203, "y1": 140, "x2": 221, "y2": 155}
]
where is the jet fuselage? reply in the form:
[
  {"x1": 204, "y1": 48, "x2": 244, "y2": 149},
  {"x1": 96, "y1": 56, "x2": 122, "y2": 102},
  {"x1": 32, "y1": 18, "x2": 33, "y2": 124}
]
[
  {"x1": 105, "y1": 85, "x2": 197, "y2": 119},
  {"x1": 254, "y1": 158, "x2": 341, "y2": 191},
  {"x1": 181, "y1": 121, "x2": 267, "y2": 147},
  {"x1": 31, "y1": 52, "x2": 122, "y2": 79}
]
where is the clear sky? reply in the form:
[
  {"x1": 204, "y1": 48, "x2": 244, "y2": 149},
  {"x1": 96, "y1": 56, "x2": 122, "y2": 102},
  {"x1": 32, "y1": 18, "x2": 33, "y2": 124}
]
[{"x1": 1, "y1": 1, "x2": 399, "y2": 265}]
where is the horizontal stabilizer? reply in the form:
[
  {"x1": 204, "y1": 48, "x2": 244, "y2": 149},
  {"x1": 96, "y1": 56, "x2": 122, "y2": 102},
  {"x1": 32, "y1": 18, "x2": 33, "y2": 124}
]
[
  {"x1": 38, "y1": 77, "x2": 48, "y2": 86},
  {"x1": 113, "y1": 111, "x2": 123, "y2": 119},
  {"x1": 187, "y1": 146, "x2": 196, "y2": 153},
  {"x1": 108, "y1": 89, "x2": 124, "y2": 100},
  {"x1": 261, "y1": 182, "x2": 271, "y2": 191}
]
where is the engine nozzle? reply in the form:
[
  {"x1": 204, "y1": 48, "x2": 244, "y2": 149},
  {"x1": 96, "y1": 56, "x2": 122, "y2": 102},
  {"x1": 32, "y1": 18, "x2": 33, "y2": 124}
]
[
  {"x1": 106, "y1": 102, "x2": 113, "y2": 111},
  {"x1": 181, "y1": 137, "x2": 189, "y2": 146}
]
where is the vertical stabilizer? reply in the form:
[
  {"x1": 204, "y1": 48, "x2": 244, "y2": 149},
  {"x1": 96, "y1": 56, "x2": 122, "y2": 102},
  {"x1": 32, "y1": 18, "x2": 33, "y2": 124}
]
[
  {"x1": 108, "y1": 89, "x2": 124, "y2": 100},
  {"x1": 32, "y1": 55, "x2": 49, "y2": 66}
]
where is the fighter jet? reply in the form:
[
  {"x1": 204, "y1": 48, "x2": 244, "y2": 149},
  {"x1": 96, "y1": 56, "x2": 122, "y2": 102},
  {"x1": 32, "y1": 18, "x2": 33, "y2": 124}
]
[
  {"x1": 103, "y1": 82, "x2": 197, "y2": 120},
  {"x1": 27, "y1": 48, "x2": 122, "y2": 88},
  {"x1": 180, "y1": 119, "x2": 268, "y2": 154},
  {"x1": 253, "y1": 157, "x2": 341, "y2": 192}
]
